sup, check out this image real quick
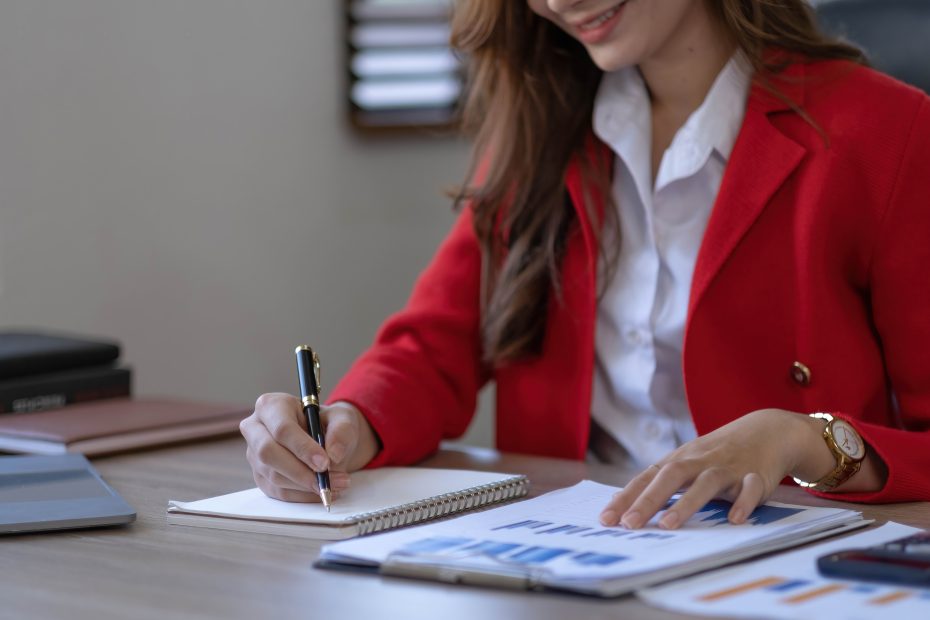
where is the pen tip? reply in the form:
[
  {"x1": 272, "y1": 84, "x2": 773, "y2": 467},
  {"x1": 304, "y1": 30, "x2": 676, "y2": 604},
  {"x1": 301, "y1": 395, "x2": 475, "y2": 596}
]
[{"x1": 320, "y1": 488, "x2": 333, "y2": 512}]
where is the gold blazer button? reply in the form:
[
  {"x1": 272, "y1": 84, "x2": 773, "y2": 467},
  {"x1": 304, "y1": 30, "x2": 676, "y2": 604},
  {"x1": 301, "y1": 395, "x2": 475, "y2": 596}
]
[{"x1": 791, "y1": 361, "x2": 812, "y2": 387}]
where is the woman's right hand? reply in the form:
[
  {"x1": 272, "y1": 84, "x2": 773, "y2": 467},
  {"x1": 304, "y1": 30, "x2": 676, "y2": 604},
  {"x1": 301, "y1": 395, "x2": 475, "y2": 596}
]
[{"x1": 239, "y1": 393, "x2": 380, "y2": 503}]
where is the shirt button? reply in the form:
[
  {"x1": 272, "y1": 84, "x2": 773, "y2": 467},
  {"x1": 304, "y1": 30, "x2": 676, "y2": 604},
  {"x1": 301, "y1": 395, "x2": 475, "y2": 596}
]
[
  {"x1": 791, "y1": 361, "x2": 812, "y2": 387},
  {"x1": 626, "y1": 326, "x2": 648, "y2": 346},
  {"x1": 643, "y1": 420, "x2": 663, "y2": 440}
]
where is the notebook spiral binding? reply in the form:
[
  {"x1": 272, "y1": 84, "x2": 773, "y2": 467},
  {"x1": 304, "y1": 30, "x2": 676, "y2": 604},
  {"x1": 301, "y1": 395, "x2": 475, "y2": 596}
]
[{"x1": 354, "y1": 476, "x2": 530, "y2": 536}]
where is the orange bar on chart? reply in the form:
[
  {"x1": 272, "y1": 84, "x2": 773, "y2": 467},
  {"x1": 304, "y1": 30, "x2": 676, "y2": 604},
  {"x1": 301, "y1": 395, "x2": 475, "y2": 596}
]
[
  {"x1": 782, "y1": 584, "x2": 846, "y2": 604},
  {"x1": 868, "y1": 591, "x2": 913, "y2": 605},
  {"x1": 698, "y1": 577, "x2": 785, "y2": 602}
]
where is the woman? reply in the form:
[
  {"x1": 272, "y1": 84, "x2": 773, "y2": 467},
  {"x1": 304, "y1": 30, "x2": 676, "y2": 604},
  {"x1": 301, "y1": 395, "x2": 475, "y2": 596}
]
[{"x1": 240, "y1": 0, "x2": 930, "y2": 530}]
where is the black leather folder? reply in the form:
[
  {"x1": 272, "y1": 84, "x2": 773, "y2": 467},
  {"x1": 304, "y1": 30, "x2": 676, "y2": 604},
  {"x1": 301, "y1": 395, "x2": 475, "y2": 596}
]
[{"x1": 0, "y1": 330, "x2": 121, "y2": 380}]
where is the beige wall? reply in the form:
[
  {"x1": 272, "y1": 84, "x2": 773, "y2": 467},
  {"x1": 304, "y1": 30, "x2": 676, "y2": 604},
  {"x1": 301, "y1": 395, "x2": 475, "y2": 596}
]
[{"x1": 0, "y1": 1, "x2": 494, "y2": 446}]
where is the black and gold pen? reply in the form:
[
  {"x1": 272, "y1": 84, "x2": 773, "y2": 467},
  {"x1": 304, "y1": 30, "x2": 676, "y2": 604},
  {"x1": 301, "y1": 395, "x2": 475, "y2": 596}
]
[{"x1": 295, "y1": 345, "x2": 332, "y2": 511}]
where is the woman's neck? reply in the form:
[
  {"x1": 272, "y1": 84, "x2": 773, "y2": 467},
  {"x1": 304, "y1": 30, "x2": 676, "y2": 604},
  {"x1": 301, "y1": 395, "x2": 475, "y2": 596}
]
[
  {"x1": 639, "y1": 9, "x2": 736, "y2": 123},
  {"x1": 638, "y1": 7, "x2": 736, "y2": 184}
]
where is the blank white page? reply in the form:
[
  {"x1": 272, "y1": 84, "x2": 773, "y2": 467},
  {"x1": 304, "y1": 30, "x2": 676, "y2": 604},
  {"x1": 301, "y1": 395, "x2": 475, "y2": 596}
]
[{"x1": 168, "y1": 468, "x2": 522, "y2": 524}]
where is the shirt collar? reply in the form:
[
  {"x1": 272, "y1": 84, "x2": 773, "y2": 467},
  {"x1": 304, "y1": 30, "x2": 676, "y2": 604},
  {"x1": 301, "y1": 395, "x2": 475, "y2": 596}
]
[
  {"x1": 592, "y1": 52, "x2": 753, "y2": 173},
  {"x1": 690, "y1": 52, "x2": 753, "y2": 161}
]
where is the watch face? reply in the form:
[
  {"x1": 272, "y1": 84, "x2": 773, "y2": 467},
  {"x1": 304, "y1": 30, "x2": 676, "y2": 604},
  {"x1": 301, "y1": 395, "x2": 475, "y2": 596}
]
[{"x1": 832, "y1": 420, "x2": 865, "y2": 460}]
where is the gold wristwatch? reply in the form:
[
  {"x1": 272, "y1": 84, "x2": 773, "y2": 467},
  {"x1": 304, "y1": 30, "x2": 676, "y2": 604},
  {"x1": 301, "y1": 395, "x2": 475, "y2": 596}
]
[{"x1": 792, "y1": 413, "x2": 866, "y2": 492}]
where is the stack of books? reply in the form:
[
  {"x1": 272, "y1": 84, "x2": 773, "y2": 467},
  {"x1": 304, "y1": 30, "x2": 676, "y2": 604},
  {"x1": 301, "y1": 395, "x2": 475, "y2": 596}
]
[
  {"x1": 0, "y1": 329, "x2": 131, "y2": 414},
  {"x1": 0, "y1": 330, "x2": 250, "y2": 457},
  {"x1": 0, "y1": 398, "x2": 250, "y2": 456}
]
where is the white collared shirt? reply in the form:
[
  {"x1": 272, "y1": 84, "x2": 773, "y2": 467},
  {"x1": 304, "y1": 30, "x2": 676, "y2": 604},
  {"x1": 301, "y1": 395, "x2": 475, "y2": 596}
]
[{"x1": 590, "y1": 54, "x2": 752, "y2": 469}]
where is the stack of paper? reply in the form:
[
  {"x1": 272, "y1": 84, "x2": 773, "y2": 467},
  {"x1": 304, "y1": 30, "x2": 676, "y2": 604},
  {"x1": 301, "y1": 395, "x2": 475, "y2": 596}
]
[{"x1": 318, "y1": 480, "x2": 868, "y2": 597}]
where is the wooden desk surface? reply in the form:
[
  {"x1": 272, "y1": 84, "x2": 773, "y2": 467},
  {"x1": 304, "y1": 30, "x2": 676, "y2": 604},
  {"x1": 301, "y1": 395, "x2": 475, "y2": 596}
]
[{"x1": 4, "y1": 437, "x2": 929, "y2": 620}]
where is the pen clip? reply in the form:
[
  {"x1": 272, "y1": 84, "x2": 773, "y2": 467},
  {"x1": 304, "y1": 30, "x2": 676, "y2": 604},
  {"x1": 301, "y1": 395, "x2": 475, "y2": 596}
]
[{"x1": 313, "y1": 350, "x2": 322, "y2": 395}]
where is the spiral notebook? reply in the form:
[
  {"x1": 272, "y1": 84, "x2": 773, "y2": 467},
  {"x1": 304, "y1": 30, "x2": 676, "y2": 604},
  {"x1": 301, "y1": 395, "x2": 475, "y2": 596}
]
[{"x1": 167, "y1": 468, "x2": 529, "y2": 540}]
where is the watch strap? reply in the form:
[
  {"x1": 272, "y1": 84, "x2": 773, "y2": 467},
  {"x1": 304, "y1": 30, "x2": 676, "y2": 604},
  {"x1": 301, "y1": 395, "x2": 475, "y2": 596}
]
[{"x1": 792, "y1": 413, "x2": 864, "y2": 492}]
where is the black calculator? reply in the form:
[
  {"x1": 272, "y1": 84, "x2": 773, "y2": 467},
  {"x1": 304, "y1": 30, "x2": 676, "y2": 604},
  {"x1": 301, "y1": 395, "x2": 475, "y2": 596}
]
[{"x1": 817, "y1": 531, "x2": 930, "y2": 588}]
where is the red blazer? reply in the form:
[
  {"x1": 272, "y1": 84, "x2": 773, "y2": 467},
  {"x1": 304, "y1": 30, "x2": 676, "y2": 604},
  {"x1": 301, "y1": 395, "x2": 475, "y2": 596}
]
[{"x1": 330, "y1": 61, "x2": 930, "y2": 504}]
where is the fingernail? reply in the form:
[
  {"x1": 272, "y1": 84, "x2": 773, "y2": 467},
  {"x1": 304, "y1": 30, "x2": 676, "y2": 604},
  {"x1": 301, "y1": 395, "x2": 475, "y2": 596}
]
[
  {"x1": 621, "y1": 511, "x2": 641, "y2": 529},
  {"x1": 659, "y1": 511, "x2": 679, "y2": 529},
  {"x1": 600, "y1": 510, "x2": 618, "y2": 526},
  {"x1": 311, "y1": 455, "x2": 328, "y2": 471},
  {"x1": 730, "y1": 508, "x2": 745, "y2": 524},
  {"x1": 328, "y1": 443, "x2": 346, "y2": 464}
]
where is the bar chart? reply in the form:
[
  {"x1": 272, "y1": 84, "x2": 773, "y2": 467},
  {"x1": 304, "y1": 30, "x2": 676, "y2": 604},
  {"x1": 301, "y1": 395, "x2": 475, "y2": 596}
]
[
  {"x1": 691, "y1": 501, "x2": 804, "y2": 527},
  {"x1": 638, "y1": 523, "x2": 930, "y2": 619},
  {"x1": 398, "y1": 535, "x2": 629, "y2": 568},
  {"x1": 696, "y1": 573, "x2": 930, "y2": 607},
  {"x1": 388, "y1": 495, "x2": 828, "y2": 577},
  {"x1": 491, "y1": 518, "x2": 676, "y2": 541},
  {"x1": 653, "y1": 499, "x2": 805, "y2": 527}
]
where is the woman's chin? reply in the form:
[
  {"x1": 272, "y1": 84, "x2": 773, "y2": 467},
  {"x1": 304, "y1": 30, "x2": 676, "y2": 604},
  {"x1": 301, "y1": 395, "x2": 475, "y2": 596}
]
[{"x1": 583, "y1": 41, "x2": 643, "y2": 73}]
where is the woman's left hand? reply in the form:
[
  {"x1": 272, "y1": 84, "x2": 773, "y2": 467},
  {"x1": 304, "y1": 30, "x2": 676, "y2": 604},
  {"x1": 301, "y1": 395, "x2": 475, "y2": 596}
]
[{"x1": 599, "y1": 408, "x2": 831, "y2": 530}]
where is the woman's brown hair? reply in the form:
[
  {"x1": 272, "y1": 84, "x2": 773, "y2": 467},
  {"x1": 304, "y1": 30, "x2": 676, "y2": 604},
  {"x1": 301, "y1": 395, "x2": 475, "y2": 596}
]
[{"x1": 450, "y1": 0, "x2": 866, "y2": 367}]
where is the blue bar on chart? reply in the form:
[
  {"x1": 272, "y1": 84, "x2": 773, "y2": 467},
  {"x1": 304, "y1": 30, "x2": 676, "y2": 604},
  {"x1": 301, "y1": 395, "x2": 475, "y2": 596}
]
[
  {"x1": 765, "y1": 579, "x2": 811, "y2": 593},
  {"x1": 536, "y1": 525, "x2": 593, "y2": 535},
  {"x1": 582, "y1": 529, "x2": 633, "y2": 538},
  {"x1": 509, "y1": 546, "x2": 572, "y2": 565},
  {"x1": 571, "y1": 552, "x2": 628, "y2": 567},
  {"x1": 492, "y1": 520, "x2": 553, "y2": 531},
  {"x1": 401, "y1": 537, "x2": 472, "y2": 554},
  {"x1": 460, "y1": 541, "x2": 522, "y2": 556},
  {"x1": 687, "y1": 501, "x2": 804, "y2": 527},
  {"x1": 629, "y1": 532, "x2": 675, "y2": 541}
]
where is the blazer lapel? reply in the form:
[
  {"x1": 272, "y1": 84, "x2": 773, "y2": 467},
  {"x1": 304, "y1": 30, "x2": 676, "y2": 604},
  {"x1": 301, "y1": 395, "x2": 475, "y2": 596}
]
[{"x1": 689, "y1": 72, "x2": 808, "y2": 317}]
